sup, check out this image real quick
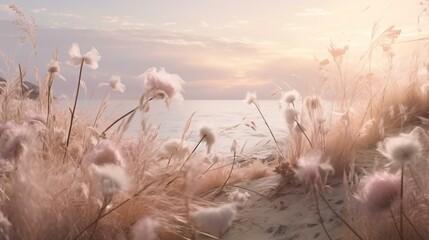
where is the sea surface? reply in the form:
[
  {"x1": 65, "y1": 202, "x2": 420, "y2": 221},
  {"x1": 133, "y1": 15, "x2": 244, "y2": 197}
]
[{"x1": 73, "y1": 99, "x2": 299, "y2": 155}]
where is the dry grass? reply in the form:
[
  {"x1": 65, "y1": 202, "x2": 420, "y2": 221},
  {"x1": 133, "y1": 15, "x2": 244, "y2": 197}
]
[{"x1": 2, "y1": 3, "x2": 429, "y2": 240}]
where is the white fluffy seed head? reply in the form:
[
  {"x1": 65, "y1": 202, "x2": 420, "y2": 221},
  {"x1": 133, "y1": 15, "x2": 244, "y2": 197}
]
[
  {"x1": 284, "y1": 107, "x2": 299, "y2": 125},
  {"x1": 377, "y1": 131, "x2": 422, "y2": 169},
  {"x1": 91, "y1": 164, "x2": 130, "y2": 197},
  {"x1": 191, "y1": 202, "x2": 239, "y2": 237},
  {"x1": 244, "y1": 92, "x2": 257, "y2": 105},
  {"x1": 159, "y1": 138, "x2": 189, "y2": 159},
  {"x1": 281, "y1": 89, "x2": 300, "y2": 104}
]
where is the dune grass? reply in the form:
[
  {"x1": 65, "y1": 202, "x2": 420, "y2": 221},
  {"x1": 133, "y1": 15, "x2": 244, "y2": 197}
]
[{"x1": 1, "y1": 3, "x2": 429, "y2": 240}]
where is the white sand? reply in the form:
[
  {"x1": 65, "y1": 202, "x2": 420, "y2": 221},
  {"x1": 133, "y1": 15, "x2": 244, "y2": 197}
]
[{"x1": 216, "y1": 175, "x2": 348, "y2": 240}]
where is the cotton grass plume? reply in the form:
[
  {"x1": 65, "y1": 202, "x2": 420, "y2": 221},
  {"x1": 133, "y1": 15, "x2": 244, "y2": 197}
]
[
  {"x1": 67, "y1": 43, "x2": 101, "y2": 69},
  {"x1": 199, "y1": 125, "x2": 216, "y2": 154},
  {"x1": 159, "y1": 138, "x2": 189, "y2": 160},
  {"x1": 91, "y1": 164, "x2": 130, "y2": 197},
  {"x1": 355, "y1": 171, "x2": 400, "y2": 212},
  {"x1": 244, "y1": 92, "x2": 257, "y2": 105},
  {"x1": 131, "y1": 216, "x2": 160, "y2": 240},
  {"x1": 140, "y1": 67, "x2": 184, "y2": 106},
  {"x1": 228, "y1": 189, "x2": 250, "y2": 207},
  {"x1": 98, "y1": 75, "x2": 126, "y2": 93},
  {"x1": 84, "y1": 139, "x2": 125, "y2": 167},
  {"x1": 294, "y1": 152, "x2": 334, "y2": 191},
  {"x1": 377, "y1": 131, "x2": 422, "y2": 169},
  {"x1": 281, "y1": 89, "x2": 300, "y2": 107},
  {"x1": 191, "y1": 202, "x2": 239, "y2": 237},
  {"x1": 284, "y1": 107, "x2": 299, "y2": 126}
]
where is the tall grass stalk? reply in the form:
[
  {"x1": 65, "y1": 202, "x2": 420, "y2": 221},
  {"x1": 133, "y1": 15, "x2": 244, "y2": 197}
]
[
  {"x1": 408, "y1": 166, "x2": 429, "y2": 206},
  {"x1": 314, "y1": 190, "x2": 332, "y2": 240},
  {"x1": 400, "y1": 164, "x2": 404, "y2": 240},
  {"x1": 74, "y1": 175, "x2": 171, "y2": 239},
  {"x1": 101, "y1": 106, "x2": 139, "y2": 136},
  {"x1": 216, "y1": 151, "x2": 236, "y2": 196},
  {"x1": 19, "y1": 64, "x2": 24, "y2": 98},
  {"x1": 319, "y1": 192, "x2": 363, "y2": 240},
  {"x1": 64, "y1": 59, "x2": 84, "y2": 161},
  {"x1": 252, "y1": 102, "x2": 285, "y2": 164}
]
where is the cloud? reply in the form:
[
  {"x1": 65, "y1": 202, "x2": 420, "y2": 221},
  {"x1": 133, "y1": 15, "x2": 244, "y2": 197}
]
[
  {"x1": 296, "y1": 8, "x2": 332, "y2": 17},
  {"x1": 100, "y1": 16, "x2": 121, "y2": 23},
  {"x1": 32, "y1": 8, "x2": 48, "y2": 13},
  {"x1": 50, "y1": 11, "x2": 82, "y2": 19}
]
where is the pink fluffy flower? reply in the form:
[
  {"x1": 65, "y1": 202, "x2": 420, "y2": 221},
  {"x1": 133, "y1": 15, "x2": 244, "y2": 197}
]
[
  {"x1": 355, "y1": 171, "x2": 400, "y2": 212},
  {"x1": 139, "y1": 67, "x2": 184, "y2": 105},
  {"x1": 294, "y1": 152, "x2": 334, "y2": 191}
]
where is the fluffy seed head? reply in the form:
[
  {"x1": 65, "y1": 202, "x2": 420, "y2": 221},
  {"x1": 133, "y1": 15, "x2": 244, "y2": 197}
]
[
  {"x1": 230, "y1": 139, "x2": 238, "y2": 154},
  {"x1": 377, "y1": 131, "x2": 422, "y2": 169},
  {"x1": 91, "y1": 164, "x2": 130, "y2": 197},
  {"x1": 244, "y1": 92, "x2": 257, "y2": 105},
  {"x1": 281, "y1": 89, "x2": 300, "y2": 104},
  {"x1": 159, "y1": 138, "x2": 189, "y2": 159},
  {"x1": 140, "y1": 67, "x2": 184, "y2": 105},
  {"x1": 107, "y1": 75, "x2": 125, "y2": 92},
  {"x1": 85, "y1": 140, "x2": 125, "y2": 167},
  {"x1": 304, "y1": 95, "x2": 321, "y2": 110},
  {"x1": 68, "y1": 43, "x2": 101, "y2": 69},
  {"x1": 47, "y1": 59, "x2": 60, "y2": 74},
  {"x1": 294, "y1": 152, "x2": 334, "y2": 190},
  {"x1": 355, "y1": 171, "x2": 400, "y2": 212},
  {"x1": 284, "y1": 107, "x2": 299, "y2": 125},
  {"x1": 191, "y1": 202, "x2": 239, "y2": 237},
  {"x1": 199, "y1": 125, "x2": 216, "y2": 153}
]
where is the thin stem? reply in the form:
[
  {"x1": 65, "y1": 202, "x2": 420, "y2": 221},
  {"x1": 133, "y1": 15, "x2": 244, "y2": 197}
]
[
  {"x1": 402, "y1": 209, "x2": 424, "y2": 240},
  {"x1": 19, "y1": 64, "x2": 24, "y2": 98},
  {"x1": 74, "y1": 175, "x2": 171, "y2": 240},
  {"x1": 166, "y1": 136, "x2": 206, "y2": 188},
  {"x1": 88, "y1": 196, "x2": 111, "y2": 240},
  {"x1": 101, "y1": 106, "x2": 139, "y2": 135},
  {"x1": 46, "y1": 73, "x2": 54, "y2": 127},
  {"x1": 319, "y1": 192, "x2": 363, "y2": 240},
  {"x1": 389, "y1": 207, "x2": 401, "y2": 239},
  {"x1": 400, "y1": 164, "x2": 404, "y2": 240},
  {"x1": 295, "y1": 120, "x2": 314, "y2": 149},
  {"x1": 253, "y1": 103, "x2": 285, "y2": 165},
  {"x1": 64, "y1": 59, "x2": 84, "y2": 162},
  {"x1": 314, "y1": 191, "x2": 332, "y2": 240},
  {"x1": 408, "y1": 165, "x2": 429, "y2": 206},
  {"x1": 216, "y1": 152, "x2": 236, "y2": 196},
  {"x1": 179, "y1": 135, "x2": 205, "y2": 170}
]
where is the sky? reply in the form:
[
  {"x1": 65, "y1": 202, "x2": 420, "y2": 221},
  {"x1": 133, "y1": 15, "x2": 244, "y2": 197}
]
[{"x1": 0, "y1": 0, "x2": 428, "y2": 99}]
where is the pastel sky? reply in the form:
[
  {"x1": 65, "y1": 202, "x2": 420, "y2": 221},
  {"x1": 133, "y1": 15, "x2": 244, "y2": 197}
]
[{"x1": 0, "y1": 1, "x2": 427, "y2": 99}]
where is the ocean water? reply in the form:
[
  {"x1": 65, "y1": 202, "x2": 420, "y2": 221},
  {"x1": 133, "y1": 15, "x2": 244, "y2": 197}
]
[{"x1": 76, "y1": 99, "x2": 288, "y2": 155}]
